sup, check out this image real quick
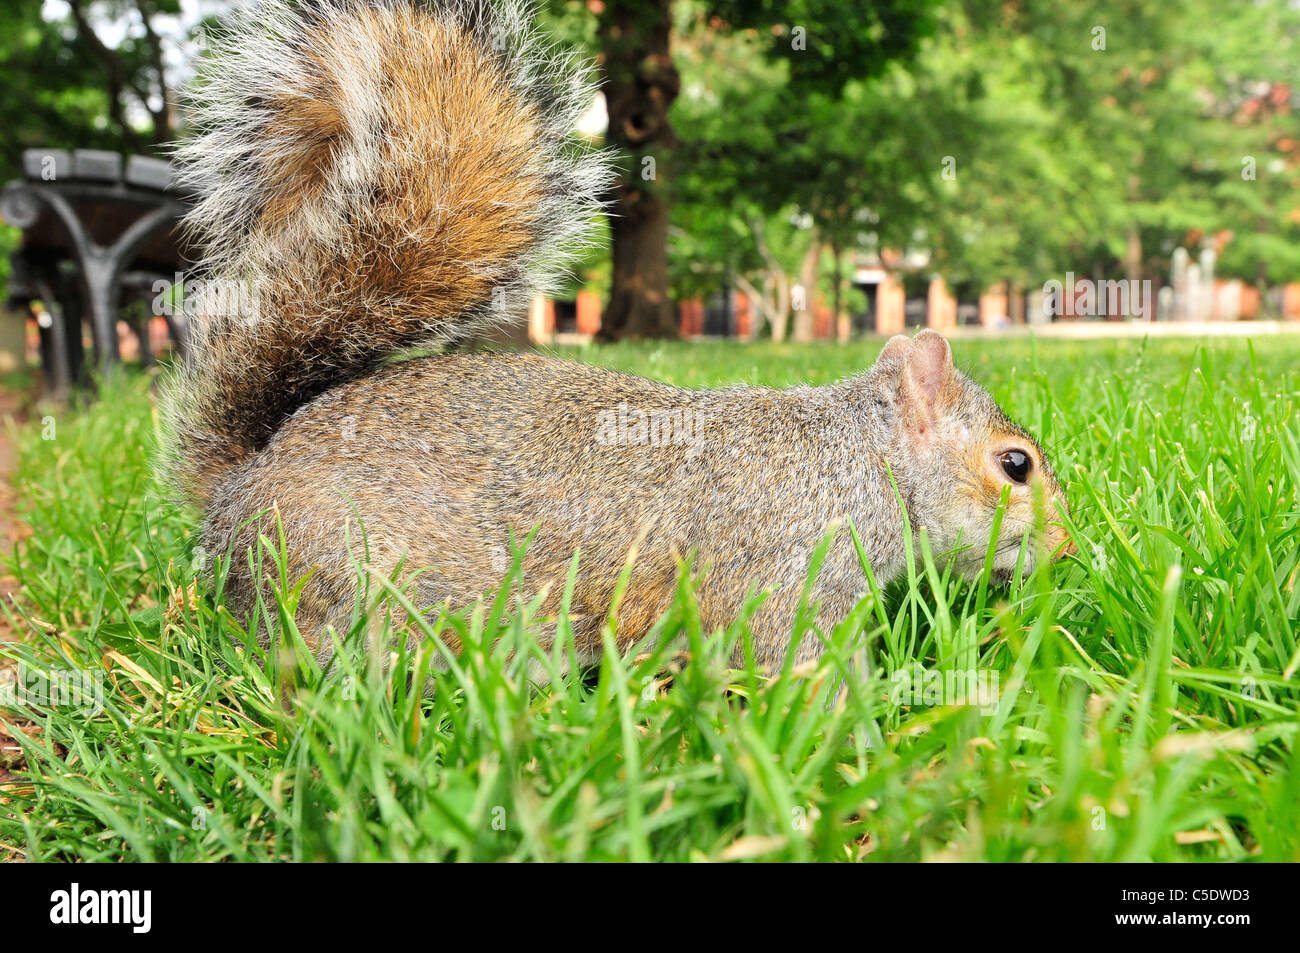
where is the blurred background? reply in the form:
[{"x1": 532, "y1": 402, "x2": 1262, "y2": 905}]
[{"x1": 2, "y1": 0, "x2": 1299, "y2": 397}]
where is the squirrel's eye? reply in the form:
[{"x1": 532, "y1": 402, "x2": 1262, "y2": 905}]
[{"x1": 999, "y1": 449, "x2": 1032, "y2": 484}]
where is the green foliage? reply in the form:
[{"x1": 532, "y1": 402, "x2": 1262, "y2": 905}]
[
  {"x1": 0, "y1": 0, "x2": 187, "y2": 178},
  {"x1": 3, "y1": 336, "x2": 1298, "y2": 861},
  {"x1": 10, "y1": 0, "x2": 1296, "y2": 315},
  {"x1": 668, "y1": 0, "x2": 1300, "y2": 304},
  {"x1": 707, "y1": 0, "x2": 939, "y2": 97},
  {"x1": 0, "y1": 2, "x2": 126, "y2": 178}
]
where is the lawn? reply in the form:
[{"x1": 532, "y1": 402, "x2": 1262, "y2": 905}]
[{"x1": 1, "y1": 334, "x2": 1298, "y2": 861}]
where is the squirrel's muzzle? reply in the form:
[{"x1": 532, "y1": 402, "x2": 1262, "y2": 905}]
[{"x1": 1049, "y1": 523, "x2": 1078, "y2": 561}]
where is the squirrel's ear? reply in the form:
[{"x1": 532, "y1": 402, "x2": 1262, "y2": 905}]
[
  {"x1": 877, "y1": 334, "x2": 911, "y2": 365},
  {"x1": 899, "y1": 330, "x2": 953, "y2": 434}
]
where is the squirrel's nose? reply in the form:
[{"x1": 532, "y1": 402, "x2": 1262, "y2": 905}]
[
  {"x1": 1051, "y1": 525, "x2": 1078, "y2": 560},
  {"x1": 1049, "y1": 495, "x2": 1076, "y2": 560}
]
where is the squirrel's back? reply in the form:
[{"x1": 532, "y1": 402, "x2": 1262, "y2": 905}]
[
  {"x1": 161, "y1": 0, "x2": 609, "y2": 504},
  {"x1": 199, "y1": 350, "x2": 899, "y2": 661}
]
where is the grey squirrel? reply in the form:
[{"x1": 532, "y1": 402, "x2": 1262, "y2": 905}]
[{"x1": 161, "y1": 0, "x2": 1074, "y2": 669}]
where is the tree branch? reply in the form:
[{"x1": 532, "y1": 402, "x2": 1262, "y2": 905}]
[
  {"x1": 66, "y1": 0, "x2": 148, "y2": 152},
  {"x1": 134, "y1": 0, "x2": 173, "y2": 144}
]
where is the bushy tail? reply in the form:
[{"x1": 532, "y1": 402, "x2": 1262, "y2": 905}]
[{"x1": 162, "y1": 0, "x2": 608, "y2": 504}]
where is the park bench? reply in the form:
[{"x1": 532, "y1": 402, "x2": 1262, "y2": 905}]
[{"x1": 0, "y1": 148, "x2": 192, "y2": 399}]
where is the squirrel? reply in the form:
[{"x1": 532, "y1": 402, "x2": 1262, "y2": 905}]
[{"x1": 162, "y1": 0, "x2": 1075, "y2": 671}]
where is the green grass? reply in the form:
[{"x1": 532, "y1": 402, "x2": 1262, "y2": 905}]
[{"x1": 1, "y1": 334, "x2": 1298, "y2": 861}]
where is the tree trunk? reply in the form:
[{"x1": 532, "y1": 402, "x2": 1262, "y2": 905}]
[
  {"x1": 830, "y1": 243, "x2": 842, "y2": 323},
  {"x1": 770, "y1": 270, "x2": 790, "y2": 342},
  {"x1": 746, "y1": 213, "x2": 791, "y2": 341},
  {"x1": 734, "y1": 274, "x2": 776, "y2": 338},
  {"x1": 1124, "y1": 226, "x2": 1142, "y2": 282},
  {"x1": 596, "y1": 0, "x2": 681, "y2": 341},
  {"x1": 1124, "y1": 172, "x2": 1149, "y2": 320},
  {"x1": 830, "y1": 242, "x2": 848, "y2": 340},
  {"x1": 791, "y1": 239, "x2": 822, "y2": 342}
]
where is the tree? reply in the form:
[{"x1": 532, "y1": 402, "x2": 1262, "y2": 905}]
[
  {"x1": 0, "y1": 0, "x2": 205, "y2": 186},
  {"x1": 588, "y1": 0, "x2": 939, "y2": 340},
  {"x1": 66, "y1": 0, "x2": 181, "y2": 150},
  {"x1": 664, "y1": 0, "x2": 1300, "y2": 334},
  {"x1": 595, "y1": 0, "x2": 681, "y2": 340},
  {"x1": 920, "y1": 0, "x2": 1300, "y2": 300}
]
